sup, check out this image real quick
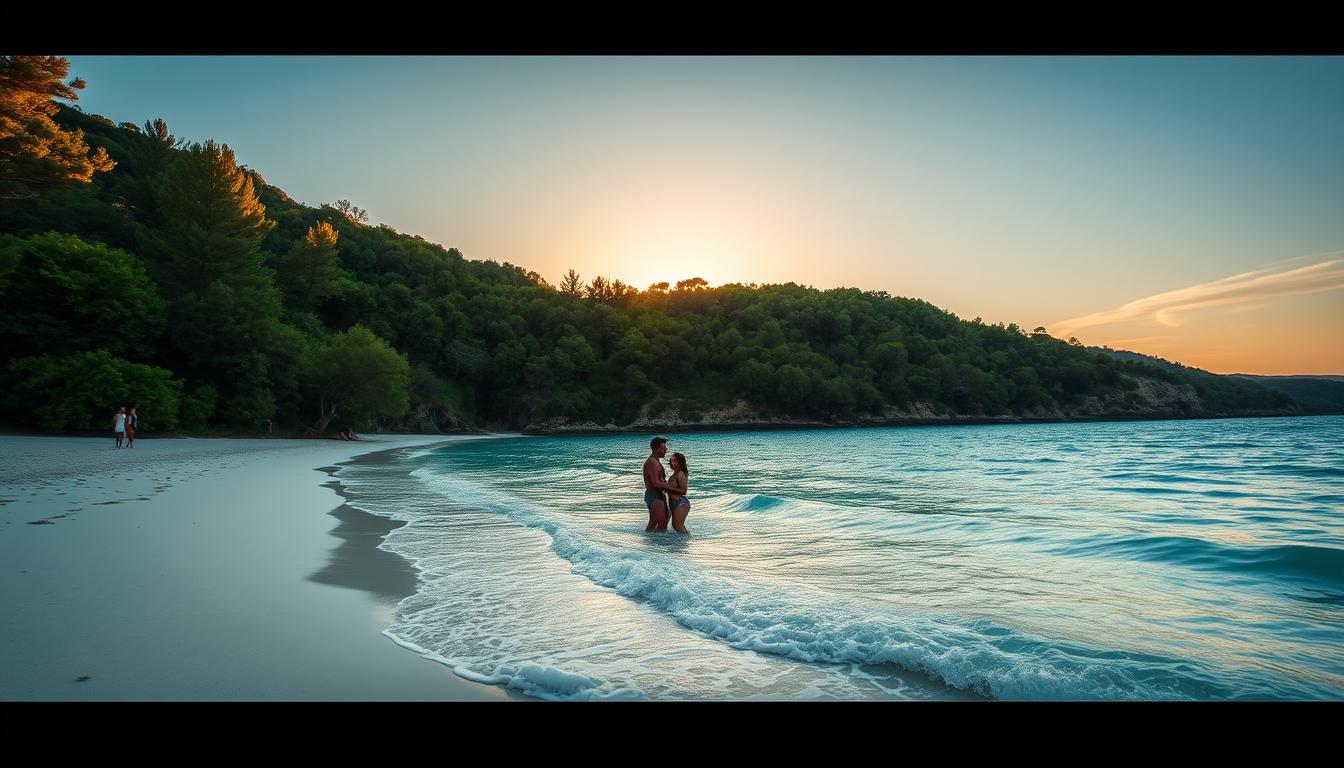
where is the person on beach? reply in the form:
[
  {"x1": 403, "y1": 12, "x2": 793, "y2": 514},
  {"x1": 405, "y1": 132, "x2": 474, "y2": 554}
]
[
  {"x1": 643, "y1": 437, "x2": 684, "y2": 531},
  {"x1": 666, "y1": 452, "x2": 691, "y2": 534},
  {"x1": 125, "y1": 407, "x2": 139, "y2": 448},
  {"x1": 113, "y1": 406, "x2": 126, "y2": 448}
]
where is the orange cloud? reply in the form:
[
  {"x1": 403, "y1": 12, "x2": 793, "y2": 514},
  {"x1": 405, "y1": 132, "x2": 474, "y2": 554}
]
[{"x1": 1051, "y1": 254, "x2": 1344, "y2": 337}]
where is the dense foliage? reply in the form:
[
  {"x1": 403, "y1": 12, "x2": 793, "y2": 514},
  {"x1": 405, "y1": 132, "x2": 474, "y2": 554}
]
[
  {"x1": 0, "y1": 63, "x2": 1306, "y2": 433},
  {"x1": 0, "y1": 55, "x2": 114, "y2": 199},
  {"x1": 1234, "y1": 377, "x2": 1344, "y2": 415}
]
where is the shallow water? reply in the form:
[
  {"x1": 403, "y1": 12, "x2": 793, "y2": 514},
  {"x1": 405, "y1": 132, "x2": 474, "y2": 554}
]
[{"x1": 337, "y1": 416, "x2": 1344, "y2": 700}]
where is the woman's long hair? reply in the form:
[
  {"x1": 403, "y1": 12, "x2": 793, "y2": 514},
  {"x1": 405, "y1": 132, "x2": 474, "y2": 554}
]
[{"x1": 671, "y1": 452, "x2": 689, "y2": 477}]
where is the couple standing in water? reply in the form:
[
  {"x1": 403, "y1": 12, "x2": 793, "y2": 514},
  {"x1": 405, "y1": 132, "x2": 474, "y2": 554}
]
[{"x1": 643, "y1": 437, "x2": 691, "y2": 534}]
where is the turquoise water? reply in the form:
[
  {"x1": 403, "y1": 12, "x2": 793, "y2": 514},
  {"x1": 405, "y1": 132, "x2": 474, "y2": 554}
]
[{"x1": 337, "y1": 416, "x2": 1344, "y2": 700}]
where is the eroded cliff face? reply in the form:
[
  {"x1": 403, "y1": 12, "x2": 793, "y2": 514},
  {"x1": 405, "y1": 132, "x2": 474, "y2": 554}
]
[{"x1": 378, "y1": 404, "x2": 486, "y2": 434}]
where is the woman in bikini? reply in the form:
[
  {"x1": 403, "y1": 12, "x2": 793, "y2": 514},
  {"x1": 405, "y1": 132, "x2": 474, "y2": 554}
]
[{"x1": 666, "y1": 452, "x2": 692, "y2": 534}]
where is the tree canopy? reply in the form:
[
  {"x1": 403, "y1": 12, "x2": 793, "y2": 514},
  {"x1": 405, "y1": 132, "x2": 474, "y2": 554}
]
[
  {"x1": 0, "y1": 57, "x2": 1310, "y2": 435},
  {"x1": 0, "y1": 55, "x2": 114, "y2": 199}
]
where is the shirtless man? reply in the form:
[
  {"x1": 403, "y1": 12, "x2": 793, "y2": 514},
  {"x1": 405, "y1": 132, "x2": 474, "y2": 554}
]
[{"x1": 643, "y1": 437, "x2": 682, "y2": 531}]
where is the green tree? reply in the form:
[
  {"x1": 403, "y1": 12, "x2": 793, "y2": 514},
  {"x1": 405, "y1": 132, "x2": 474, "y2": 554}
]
[
  {"x1": 303, "y1": 325, "x2": 411, "y2": 434},
  {"x1": 585, "y1": 275, "x2": 611, "y2": 302},
  {"x1": 114, "y1": 118, "x2": 183, "y2": 225},
  {"x1": 0, "y1": 55, "x2": 115, "y2": 199},
  {"x1": 559, "y1": 269, "x2": 583, "y2": 296},
  {"x1": 0, "y1": 111, "x2": 1299, "y2": 430},
  {"x1": 178, "y1": 383, "x2": 218, "y2": 431},
  {"x1": 164, "y1": 273, "x2": 286, "y2": 423},
  {"x1": 445, "y1": 339, "x2": 487, "y2": 379},
  {"x1": 332, "y1": 199, "x2": 368, "y2": 224},
  {"x1": 281, "y1": 220, "x2": 345, "y2": 309},
  {"x1": 0, "y1": 232, "x2": 165, "y2": 358},
  {"x1": 6, "y1": 350, "x2": 181, "y2": 431},
  {"x1": 146, "y1": 139, "x2": 274, "y2": 295},
  {"x1": 775, "y1": 363, "x2": 811, "y2": 411},
  {"x1": 141, "y1": 138, "x2": 286, "y2": 421},
  {"x1": 609, "y1": 279, "x2": 636, "y2": 304},
  {"x1": 1012, "y1": 367, "x2": 1049, "y2": 409}
]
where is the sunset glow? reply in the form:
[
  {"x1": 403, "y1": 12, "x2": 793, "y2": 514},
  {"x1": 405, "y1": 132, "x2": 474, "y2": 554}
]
[{"x1": 63, "y1": 55, "x2": 1344, "y2": 373}]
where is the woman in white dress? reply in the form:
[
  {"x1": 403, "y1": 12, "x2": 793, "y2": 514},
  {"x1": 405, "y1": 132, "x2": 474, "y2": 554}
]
[{"x1": 113, "y1": 406, "x2": 126, "y2": 449}]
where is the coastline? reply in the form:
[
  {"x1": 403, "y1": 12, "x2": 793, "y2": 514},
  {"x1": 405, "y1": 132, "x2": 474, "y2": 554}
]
[
  {"x1": 0, "y1": 434, "x2": 514, "y2": 700},
  {"x1": 522, "y1": 409, "x2": 1318, "y2": 436},
  {"x1": 320, "y1": 441, "x2": 539, "y2": 701}
]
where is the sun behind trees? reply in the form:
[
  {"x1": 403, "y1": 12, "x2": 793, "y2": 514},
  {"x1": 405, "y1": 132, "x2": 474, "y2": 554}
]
[{"x1": 0, "y1": 61, "x2": 1303, "y2": 435}]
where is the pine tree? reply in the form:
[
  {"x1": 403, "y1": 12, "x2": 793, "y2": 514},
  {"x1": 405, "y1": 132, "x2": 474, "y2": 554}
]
[
  {"x1": 143, "y1": 139, "x2": 284, "y2": 422},
  {"x1": 149, "y1": 140, "x2": 274, "y2": 294},
  {"x1": 282, "y1": 221, "x2": 344, "y2": 309},
  {"x1": 0, "y1": 55, "x2": 114, "y2": 199},
  {"x1": 116, "y1": 118, "x2": 183, "y2": 226},
  {"x1": 559, "y1": 269, "x2": 583, "y2": 296},
  {"x1": 586, "y1": 275, "x2": 611, "y2": 302}
]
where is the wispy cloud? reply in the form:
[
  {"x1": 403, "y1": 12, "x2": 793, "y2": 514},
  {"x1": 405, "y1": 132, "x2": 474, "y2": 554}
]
[
  {"x1": 1224, "y1": 302, "x2": 1273, "y2": 315},
  {"x1": 1051, "y1": 254, "x2": 1344, "y2": 338},
  {"x1": 1099, "y1": 335, "x2": 1172, "y2": 348}
]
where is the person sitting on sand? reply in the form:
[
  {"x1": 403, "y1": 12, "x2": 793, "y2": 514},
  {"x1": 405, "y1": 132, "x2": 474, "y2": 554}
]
[
  {"x1": 345, "y1": 426, "x2": 360, "y2": 441},
  {"x1": 666, "y1": 452, "x2": 692, "y2": 534}
]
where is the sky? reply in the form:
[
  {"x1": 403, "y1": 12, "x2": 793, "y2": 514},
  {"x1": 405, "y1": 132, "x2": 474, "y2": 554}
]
[{"x1": 62, "y1": 56, "x2": 1344, "y2": 374}]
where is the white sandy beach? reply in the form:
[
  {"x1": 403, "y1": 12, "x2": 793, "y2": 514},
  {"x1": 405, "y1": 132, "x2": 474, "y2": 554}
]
[{"x1": 0, "y1": 433, "x2": 517, "y2": 700}]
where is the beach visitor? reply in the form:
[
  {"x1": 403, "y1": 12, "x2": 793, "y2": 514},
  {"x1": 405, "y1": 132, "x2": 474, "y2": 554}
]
[
  {"x1": 125, "y1": 407, "x2": 139, "y2": 448},
  {"x1": 666, "y1": 452, "x2": 691, "y2": 534},
  {"x1": 113, "y1": 406, "x2": 126, "y2": 448},
  {"x1": 643, "y1": 437, "x2": 684, "y2": 531}
]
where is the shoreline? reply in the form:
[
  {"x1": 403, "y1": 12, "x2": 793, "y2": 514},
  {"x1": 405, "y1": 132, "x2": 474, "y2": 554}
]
[
  {"x1": 0, "y1": 434, "x2": 516, "y2": 700},
  {"x1": 523, "y1": 410, "x2": 1328, "y2": 436},
  {"x1": 320, "y1": 441, "x2": 537, "y2": 701},
  {"x1": 0, "y1": 429, "x2": 490, "y2": 440},
  {"x1": 6, "y1": 410, "x2": 1337, "y2": 442}
]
